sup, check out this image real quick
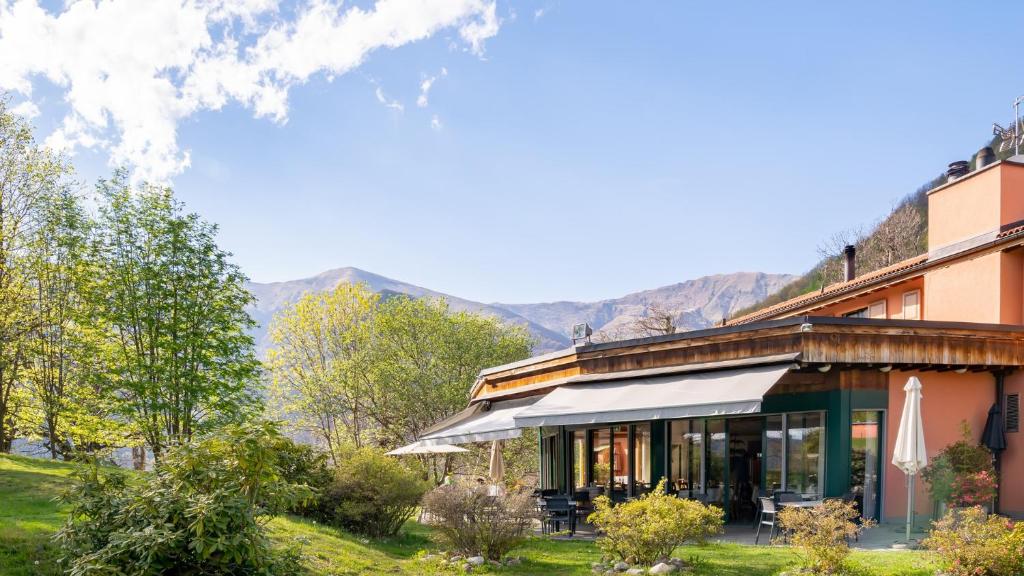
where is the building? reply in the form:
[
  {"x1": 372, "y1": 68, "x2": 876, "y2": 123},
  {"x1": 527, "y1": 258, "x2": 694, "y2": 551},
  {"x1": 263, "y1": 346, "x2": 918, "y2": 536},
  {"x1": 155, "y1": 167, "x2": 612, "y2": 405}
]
[{"x1": 412, "y1": 151, "x2": 1024, "y2": 522}]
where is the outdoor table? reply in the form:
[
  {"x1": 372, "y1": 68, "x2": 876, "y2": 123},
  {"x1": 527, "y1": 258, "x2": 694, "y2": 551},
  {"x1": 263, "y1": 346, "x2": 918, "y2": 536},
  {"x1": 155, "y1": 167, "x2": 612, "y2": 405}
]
[{"x1": 778, "y1": 499, "x2": 824, "y2": 508}]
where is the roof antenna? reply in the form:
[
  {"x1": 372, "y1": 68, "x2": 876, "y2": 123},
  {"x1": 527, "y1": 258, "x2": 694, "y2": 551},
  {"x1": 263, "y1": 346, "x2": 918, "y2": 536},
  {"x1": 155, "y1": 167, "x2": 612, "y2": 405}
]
[{"x1": 992, "y1": 95, "x2": 1024, "y2": 155}]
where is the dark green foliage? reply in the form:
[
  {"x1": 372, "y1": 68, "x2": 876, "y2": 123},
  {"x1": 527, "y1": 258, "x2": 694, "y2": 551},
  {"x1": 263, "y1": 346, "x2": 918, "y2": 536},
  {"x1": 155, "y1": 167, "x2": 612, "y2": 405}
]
[
  {"x1": 54, "y1": 421, "x2": 311, "y2": 576},
  {"x1": 317, "y1": 448, "x2": 429, "y2": 538}
]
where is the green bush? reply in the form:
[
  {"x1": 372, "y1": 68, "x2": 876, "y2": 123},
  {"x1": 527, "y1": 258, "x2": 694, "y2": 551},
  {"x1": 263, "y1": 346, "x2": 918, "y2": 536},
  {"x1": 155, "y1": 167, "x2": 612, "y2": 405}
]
[
  {"x1": 54, "y1": 421, "x2": 311, "y2": 576},
  {"x1": 319, "y1": 448, "x2": 429, "y2": 538},
  {"x1": 922, "y1": 422, "x2": 996, "y2": 507},
  {"x1": 923, "y1": 506, "x2": 1024, "y2": 576},
  {"x1": 587, "y1": 478, "x2": 723, "y2": 566},
  {"x1": 777, "y1": 499, "x2": 874, "y2": 575},
  {"x1": 273, "y1": 438, "x2": 333, "y2": 516},
  {"x1": 420, "y1": 482, "x2": 538, "y2": 560}
]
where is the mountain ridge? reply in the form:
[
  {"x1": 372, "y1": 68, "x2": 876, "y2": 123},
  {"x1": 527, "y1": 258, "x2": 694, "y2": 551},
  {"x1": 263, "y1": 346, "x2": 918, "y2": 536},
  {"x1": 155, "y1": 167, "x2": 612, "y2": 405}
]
[{"x1": 245, "y1": 268, "x2": 798, "y2": 355}]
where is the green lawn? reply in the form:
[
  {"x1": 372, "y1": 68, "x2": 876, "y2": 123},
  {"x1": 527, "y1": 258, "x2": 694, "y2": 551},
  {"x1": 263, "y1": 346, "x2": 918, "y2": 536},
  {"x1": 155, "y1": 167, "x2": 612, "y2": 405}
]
[{"x1": 0, "y1": 454, "x2": 934, "y2": 575}]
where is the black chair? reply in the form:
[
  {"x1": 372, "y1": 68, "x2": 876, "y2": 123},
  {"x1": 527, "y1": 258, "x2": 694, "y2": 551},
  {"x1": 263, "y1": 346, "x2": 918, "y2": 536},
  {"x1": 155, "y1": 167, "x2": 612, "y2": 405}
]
[
  {"x1": 542, "y1": 496, "x2": 576, "y2": 535},
  {"x1": 754, "y1": 497, "x2": 779, "y2": 545},
  {"x1": 572, "y1": 490, "x2": 593, "y2": 523}
]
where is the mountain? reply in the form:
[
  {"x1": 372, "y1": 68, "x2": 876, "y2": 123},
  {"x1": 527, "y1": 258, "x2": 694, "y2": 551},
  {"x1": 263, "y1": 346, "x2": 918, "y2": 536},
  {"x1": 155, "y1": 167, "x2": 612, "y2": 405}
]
[{"x1": 245, "y1": 268, "x2": 798, "y2": 355}]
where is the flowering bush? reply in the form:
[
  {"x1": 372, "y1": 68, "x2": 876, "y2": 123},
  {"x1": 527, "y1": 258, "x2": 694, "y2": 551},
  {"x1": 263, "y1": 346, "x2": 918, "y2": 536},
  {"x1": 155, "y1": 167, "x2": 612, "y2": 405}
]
[
  {"x1": 953, "y1": 470, "x2": 999, "y2": 508},
  {"x1": 923, "y1": 506, "x2": 1024, "y2": 576},
  {"x1": 587, "y1": 478, "x2": 723, "y2": 566},
  {"x1": 776, "y1": 499, "x2": 874, "y2": 575}
]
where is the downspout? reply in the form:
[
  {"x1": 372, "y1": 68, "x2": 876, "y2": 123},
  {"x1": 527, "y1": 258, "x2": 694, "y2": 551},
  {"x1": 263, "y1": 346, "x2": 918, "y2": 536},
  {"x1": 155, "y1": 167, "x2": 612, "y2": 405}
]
[{"x1": 994, "y1": 371, "x2": 1006, "y2": 515}]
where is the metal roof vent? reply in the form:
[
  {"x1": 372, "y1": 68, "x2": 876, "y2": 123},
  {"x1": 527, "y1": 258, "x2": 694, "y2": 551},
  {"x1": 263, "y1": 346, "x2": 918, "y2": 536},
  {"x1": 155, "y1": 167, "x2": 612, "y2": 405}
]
[
  {"x1": 947, "y1": 160, "x2": 969, "y2": 180},
  {"x1": 976, "y1": 146, "x2": 996, "y2": 170}
]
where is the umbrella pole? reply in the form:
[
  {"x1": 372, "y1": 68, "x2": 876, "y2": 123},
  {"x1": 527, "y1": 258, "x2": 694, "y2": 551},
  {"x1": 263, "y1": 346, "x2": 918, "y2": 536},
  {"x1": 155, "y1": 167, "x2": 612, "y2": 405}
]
[{"x1": 906, "y1": 474, "x2": 914, "y2": 542}]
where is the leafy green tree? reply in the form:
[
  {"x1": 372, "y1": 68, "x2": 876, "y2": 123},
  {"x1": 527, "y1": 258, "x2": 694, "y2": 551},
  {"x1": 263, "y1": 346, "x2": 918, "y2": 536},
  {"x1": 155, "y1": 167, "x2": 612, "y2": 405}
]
[
  {"x1": 0, "y1": 100, "x2": 69, "y2": 451},
  {"x1": 91, "y1": 174, "x2": 261, "y2": 461},
  {"x1": 266, "y1": 283, "x2": 378, "y2": 463}
]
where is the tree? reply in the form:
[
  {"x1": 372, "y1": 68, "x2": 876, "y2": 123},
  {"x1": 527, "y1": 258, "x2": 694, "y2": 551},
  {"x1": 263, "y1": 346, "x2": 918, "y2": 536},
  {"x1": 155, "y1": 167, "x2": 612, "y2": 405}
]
[
  {"x1": 361, "y1": 295, "x2": 533, "y2": 482},
  {"x1": 0, "y1": 101, "x2": 68, "y2": 451},
  {"x1": 266, "y1": 283, "x2": 378, "y2": 464},
  {"x1": 91, "y1": 174, "x2": 260, "y2": 461}
]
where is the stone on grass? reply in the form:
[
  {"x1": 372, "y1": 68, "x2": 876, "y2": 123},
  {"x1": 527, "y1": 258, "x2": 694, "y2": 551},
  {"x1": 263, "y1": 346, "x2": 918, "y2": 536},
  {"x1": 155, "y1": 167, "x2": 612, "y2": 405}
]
[
  {"x1": 467, "y1": 556, "x2": 486, "y2": 566},
  {"x1": 613, "y1": 561, "x2": 630, "y2": 572},
  {"x1": 625, "y1": 568, "x2": 645, "y2": 575},
  {"x1": 650, "y1": 562, "x2": 677, "y2": 574},
  {"x1": 505, "y1": 557, "x2": 522, "y2": 566}
]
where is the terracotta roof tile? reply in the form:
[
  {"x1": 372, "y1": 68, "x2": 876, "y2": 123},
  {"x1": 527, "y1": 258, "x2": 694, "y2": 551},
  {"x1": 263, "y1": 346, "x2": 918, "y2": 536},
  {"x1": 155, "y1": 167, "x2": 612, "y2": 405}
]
[{"x1": 729, "y1": 253, "x2": 928, "y2": 325}]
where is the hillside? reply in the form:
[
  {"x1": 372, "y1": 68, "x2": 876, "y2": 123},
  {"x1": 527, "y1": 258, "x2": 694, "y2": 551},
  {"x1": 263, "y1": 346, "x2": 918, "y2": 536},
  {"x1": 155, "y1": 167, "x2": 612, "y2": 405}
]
[
  {"x1": 736, "y1": 136, "x2": 1020, "y2": 319},
  {"x1": 245, "y1": 269, "x2": 798, "y2": 355}
]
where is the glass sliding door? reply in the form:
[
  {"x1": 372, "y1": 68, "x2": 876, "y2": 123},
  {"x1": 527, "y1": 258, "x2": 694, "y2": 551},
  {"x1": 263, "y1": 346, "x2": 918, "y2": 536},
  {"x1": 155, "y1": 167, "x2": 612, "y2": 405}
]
[
  {"x1": 851, "y1": 411, "x2": 882, "y2": 519},
  {"x1": 786, "y1": 412, "x2": 825, "y2": 498},
  {"x1": 706, "y1": 419, "x2": 727, "y2": 507},
  {"x1": 590, "y1": 428, "x2": 611, "y2": 495},
  {"x1": 633, "y1": 423, "x2": 652, "y2": 496},
  {"x1": 764, "y1": 415, "x2": 784, "y2": 493},
  {"x1": 669, "y1": 420, "x2": 703, "y2": 497},
  {"x1": 573, "y1": 429, "x2": 587, "y2": 492},
  {"x1": 611, "y1": 425, "x2": 630, "y2": 501}
]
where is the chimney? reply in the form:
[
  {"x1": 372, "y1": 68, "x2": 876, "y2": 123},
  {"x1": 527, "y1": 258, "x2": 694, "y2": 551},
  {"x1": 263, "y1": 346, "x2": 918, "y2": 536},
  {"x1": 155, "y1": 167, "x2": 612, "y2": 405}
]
[
  {"x1": 843, "y1": 244, "x2": 856, "y2": 282},
  {"x1": 975, "y1": 146, "x2": 996, "y2": 170},
  {"x1": 947, "y1": 160, "x2": 969, "y2": 180}
]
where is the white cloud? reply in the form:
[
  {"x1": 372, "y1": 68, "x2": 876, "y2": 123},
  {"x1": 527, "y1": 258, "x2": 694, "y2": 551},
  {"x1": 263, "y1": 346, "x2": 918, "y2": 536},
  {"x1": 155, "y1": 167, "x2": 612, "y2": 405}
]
[
  {"x1": 533, "y1": 7, "x2": 545, "y2": 20},
  {"x1": 430, "y1": 113, "x2": 442, "y2": 130},
  {"x1": 374, "y1": 85, "x2": 403, "y2": 112},
  {"x1": 10, "y1": 99, "x2": 39, "y2": 119},
  {"x1": 0, "y1": 0, "x2": 501, "y2": 182},
  {"x1": 416, "y1": 66, "x2": 446, "y2": 108}
]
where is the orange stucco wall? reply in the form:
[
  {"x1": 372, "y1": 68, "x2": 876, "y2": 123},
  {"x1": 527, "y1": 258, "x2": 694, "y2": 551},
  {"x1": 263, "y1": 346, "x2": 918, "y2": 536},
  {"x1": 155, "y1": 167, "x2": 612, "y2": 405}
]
[
  {"x1": 883, "y1": 370, "x2": 995, "y2": 521},
  {"x1": 812, "y1": 279, "x2": 923, "y2": 320},
  {"x1": 1000, "y1": 163, "x2": 1024, "y2": 230},
  {"x1": 924, "y1": 253, "x2": 1003, "y2": 323},
  {"x1": 929, "y1": 166, "x2": 1002, "y2": 250},
  {"x1": 1002, "y1": 372, "x2": 1024, "y2": 516}
]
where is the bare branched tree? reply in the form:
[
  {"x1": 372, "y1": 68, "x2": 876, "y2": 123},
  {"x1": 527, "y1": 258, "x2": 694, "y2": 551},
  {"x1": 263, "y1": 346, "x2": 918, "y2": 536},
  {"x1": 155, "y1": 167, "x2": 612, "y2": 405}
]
[
  {"x1": 816, "y1": 228, "x2": 863, "y2": 287},
  {"x1": 633, "y1": 303, "x2": 676, "y2": 337},
  {"x1": 860, "y1": 203, "x2": 924, "y2": 270}
]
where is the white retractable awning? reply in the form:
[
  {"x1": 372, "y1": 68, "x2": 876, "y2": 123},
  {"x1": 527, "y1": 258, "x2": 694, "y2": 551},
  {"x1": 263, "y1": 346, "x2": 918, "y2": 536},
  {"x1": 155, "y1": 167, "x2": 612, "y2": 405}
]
[
  {"x1": 513, "y1": 363, "x2": 793, "y2": 428},
  {"x1": 418, "y1": 396, "x2": 542, "y2": 446}
]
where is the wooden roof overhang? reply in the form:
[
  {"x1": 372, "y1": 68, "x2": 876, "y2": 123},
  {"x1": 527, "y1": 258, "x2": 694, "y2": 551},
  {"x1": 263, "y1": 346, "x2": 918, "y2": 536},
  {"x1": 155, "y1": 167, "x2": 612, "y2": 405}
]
[{"x1": 470, "y1": 316, "x2": 1024, "y2": 403}]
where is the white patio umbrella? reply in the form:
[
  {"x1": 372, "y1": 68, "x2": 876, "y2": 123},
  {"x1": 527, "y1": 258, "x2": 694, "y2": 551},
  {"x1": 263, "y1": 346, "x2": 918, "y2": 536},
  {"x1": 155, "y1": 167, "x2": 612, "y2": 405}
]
[
  {"x1": 488, "y1": 439, "x2": 506, "y2": 488},
  {"x1": 385, "y1": 442, "x2": 469, "y2": 456},
  {"x1": 892, "y1": 376, "x2": 928, "y2": 542}
]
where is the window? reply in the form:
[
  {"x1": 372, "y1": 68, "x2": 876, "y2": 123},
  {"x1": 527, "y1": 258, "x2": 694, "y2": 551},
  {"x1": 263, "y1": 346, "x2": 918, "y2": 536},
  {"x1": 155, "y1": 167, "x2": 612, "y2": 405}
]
[
  {"x1": 573, "y1": 430, "x2": 587, "y2": 490},
  {"x1": 786, "y1": 412, "x2": 825, "y2": 498},
  {"x1": 844, "y1": 300, "x2": 886, "y2": 319},
  {"x1": 765, "y1": 415, "x2": 784, "y2": 492},
  {"x1": 850, "y1": 411, "x2": 882, "y2": 520},
  {"x1": 669, "y1": 420, "x2": 703, "y2": 497},
  {"x1": 590, "y1": 428, "x2": 611, "y2": 492},
  {"x1": 706, "y1": 419, "x2": 727, "y2": 507},
  {"x1": 902, "y1": 290, "x2": 921, "y2": 320},
  {"x1": 611, "y1": 425, "x2": 630, "y2": 500},
  {"x1": 1008, "y1": 394, "x2": 1020, "y2": 433},
  {"x1": 633, "y1": 424, "x2": 652, "y2": 496}
]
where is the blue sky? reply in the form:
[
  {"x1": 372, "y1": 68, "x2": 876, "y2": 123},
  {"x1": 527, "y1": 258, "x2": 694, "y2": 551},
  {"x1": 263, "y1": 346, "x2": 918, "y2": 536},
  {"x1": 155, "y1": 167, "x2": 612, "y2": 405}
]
[{"x1": 4, "y1": 1, "x2": 1022, "y2": 303}]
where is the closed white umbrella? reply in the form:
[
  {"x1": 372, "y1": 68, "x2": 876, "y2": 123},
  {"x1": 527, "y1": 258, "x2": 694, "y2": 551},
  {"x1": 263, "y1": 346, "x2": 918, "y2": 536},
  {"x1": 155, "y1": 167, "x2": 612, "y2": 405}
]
[
  {"x1": 892, "y1": 376, "x2": 928, "y2": 542},
  {"x1": 488, "y1": 439, "x2": 506, "y2": 488}
]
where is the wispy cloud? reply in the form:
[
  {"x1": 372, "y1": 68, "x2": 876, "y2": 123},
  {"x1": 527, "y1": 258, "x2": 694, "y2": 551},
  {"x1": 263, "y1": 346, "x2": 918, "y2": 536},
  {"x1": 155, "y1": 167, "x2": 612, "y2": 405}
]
[
  {"x1": 416, "y1": 67, "x2": 447, "y2": 108},
  {"x1": 374, "y1": 86, "x2": 404, "y2": 112},
  {"x1": 430, "y1": 114, "x2": 442, "y2": 130},
  {"x1": 533, "y1": 7, "x2": 545, "y2": 20},
  {"x1": 10, "y1": 99, "x2": 39, "y2": 119},
  {"x1": 0, "y1": 0, "x2": 501, "y2": 182}
]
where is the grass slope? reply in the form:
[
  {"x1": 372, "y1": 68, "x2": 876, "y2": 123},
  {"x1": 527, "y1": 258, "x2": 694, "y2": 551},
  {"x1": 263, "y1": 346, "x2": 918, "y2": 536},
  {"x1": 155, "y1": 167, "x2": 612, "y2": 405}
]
[{"x1": 1, "y1": 454, "x2": 932, "y2": 575}]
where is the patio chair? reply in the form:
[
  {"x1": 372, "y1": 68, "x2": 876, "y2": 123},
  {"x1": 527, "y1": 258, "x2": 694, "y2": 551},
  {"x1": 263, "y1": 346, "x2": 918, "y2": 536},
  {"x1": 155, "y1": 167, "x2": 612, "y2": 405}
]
[
  {"x1": 542, "y1": 496, "x2": 576, "y2": 536},
  {"x1": 572, "y1": 490, "x2": 594, "y2": 523},
  {"x1": 754, "y1": 497, "x2": 779, "y2": 545}
]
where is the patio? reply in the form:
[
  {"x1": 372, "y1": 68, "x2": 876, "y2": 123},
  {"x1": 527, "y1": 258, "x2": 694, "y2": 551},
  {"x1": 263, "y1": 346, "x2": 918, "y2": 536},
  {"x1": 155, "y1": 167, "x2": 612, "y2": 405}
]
[{"x1": 540, "y1": 520, "x2": 929, "y2": 551}]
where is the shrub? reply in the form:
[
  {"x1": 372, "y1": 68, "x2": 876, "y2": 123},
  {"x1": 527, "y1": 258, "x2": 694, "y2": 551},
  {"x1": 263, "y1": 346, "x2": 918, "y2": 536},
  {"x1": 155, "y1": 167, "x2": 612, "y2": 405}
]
[
  {"x1": 776, "y1": 499, "x2": 874, "y2": 575},
  {"x1": 54, "y1": 421, "x2": 312, "y2": 576},
  {"x1": 923, "y1": 506, "x2": 1024, "y2": 576},
  {"x1": 923, "y1": 422, "x2": 996, "y2": 507},
  {"x1": 421, "y1": 482, "x2": 538, "y2": 560},
  {"x1": 587, "y1": 479, "x2": 723, "y2": 566},
  {"x1": 273, "y1": 439, "x2": 333, "y2": 516},
  {"x1": 319, "y1": 448, "x2": 429, "y2": 538}
]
